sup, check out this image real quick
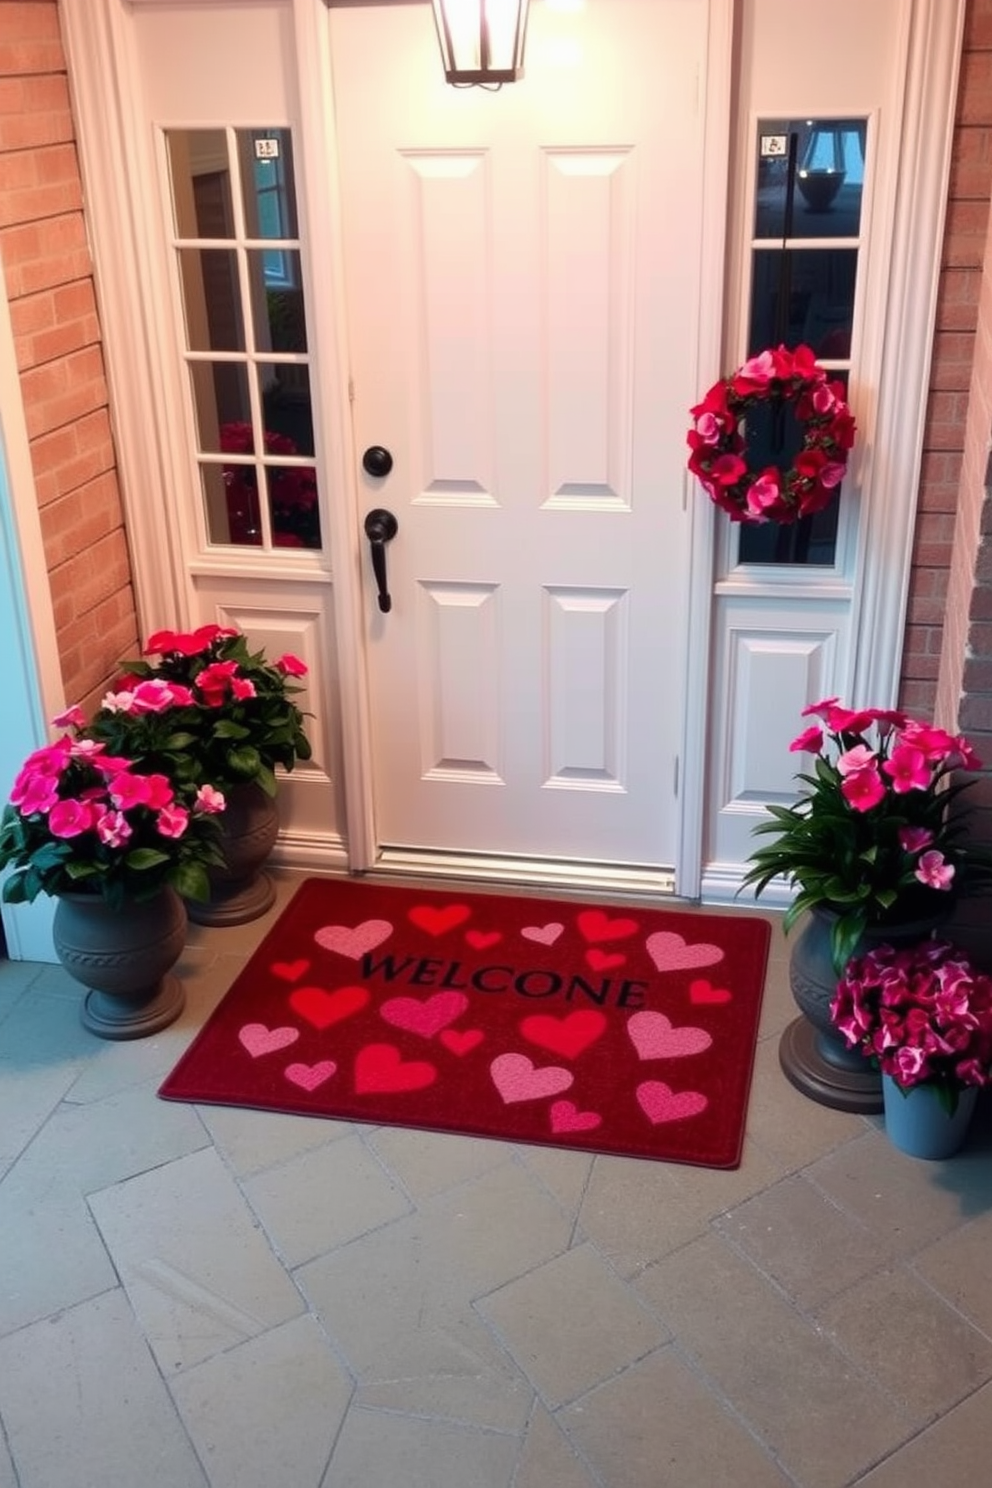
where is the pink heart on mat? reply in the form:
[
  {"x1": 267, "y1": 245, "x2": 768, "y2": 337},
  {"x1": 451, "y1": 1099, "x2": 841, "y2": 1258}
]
[
  {"x1": 645, "y1": 931, "x2": 723, "y2": 973},
  {"x1": 521, "y1": 922, "x2": 564, "y2": 946},
  {"x1": 636, "y1": 1081, "x2": 708, "y2": 1124},
  {"x1": 239, "y1": 1023, "x2": 300, "y2": 1058},
  {"x1": 284, "y1": 1060, "x2": 337, "y2": 1092},
  {"x1": 380, "y1": 991, "x2": 469, "y2": 1039},
  {"x1": 550, "y1": 1100, "x2": 602, "y2": 1134},
  {"x1": 314, "y1": 919, "x2": 393, "y2": 959},
  {"x1": 627, "y1": 1011, "x2": 712, "y2": 1060},
  {"x1": 490, "y1": 1053, "x2": 573, "y2": 1104}
]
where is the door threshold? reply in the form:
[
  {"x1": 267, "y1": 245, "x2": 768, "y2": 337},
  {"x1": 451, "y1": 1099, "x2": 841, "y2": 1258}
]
[{"x1": 371, "y1": 847, "x2": 677, "y2": 901}]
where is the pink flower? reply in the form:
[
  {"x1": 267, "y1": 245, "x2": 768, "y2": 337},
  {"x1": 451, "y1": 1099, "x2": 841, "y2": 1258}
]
[
  {"x1": 275, "y1": 654, "x2": 308, "y2": 678},
  {"x1": 96, "y1": 810, "x2": 132, "y2": 848},
  {"x1": 892, "y1": 1045, "x2": 928, "y2": 1084},
  {"x1": 789, "y1": 725, "x2": 824, "y2": 754},
  {"x1": 836, "y1": 743, "x2": 877, "y2": 776},
  {"x1": 825, "y1": 705, "x2": 876, "y2": 735},
  {"x1": 107, "y1": 771, "x2": 154, "y2": 811},
  {"x1": 693, "y1": 410, "x2": 723, "y2": 445},
  {"x1": 898, "y1": 826, "x2": 933, "y2": 853},
  {"x1": 130, "y1": 679, "x2": 182, "y2": 715},
  {"x1": 143, "y1": 774, "x2": 175, "y2": 810},
  {"x1": 801, "y1": 696, "x2": 840, "y2": 720},
  {"x1": 155, "y1": 804, "x2": 189, "y2": 839},
  {"x1": 840, "y1": 765, "x2": 886, "y2": 811},
  {"x1": 882, "y1": 744, "x2": 931, "y2": 793},
  {"x1": 915, "y1": 850, "x2": 955, "y2": 890},
  {"x1": 231, "y1": 677, "x2": 257, "y2": 701},
  {"x1": 51, "y1": 705, "x2": 86, "y2": 730},
  {"x1": 710, "y1": 452, "x2": 747, "y2": 487},
  {"x1": 195, "y1": 660, "x2": 240, "y2": 707},
  {"x1": 194, "y1": 784, "x2": 226, "y2": 815},
  {"x1": 744, "y1": 470, "x2": 781, "y2": 519},
  {"x1": 48, "y1": 798, "x2": 98, "y2": 838},
  {"x1": 819, "y1": 462, "x2": 847, "y2": 490},
  {"x1": 10, "y1": 769, "x2": 61, "y2": 815},
  {"x1": 101, "y1": 689, "x2": 137, "y2": 714}
]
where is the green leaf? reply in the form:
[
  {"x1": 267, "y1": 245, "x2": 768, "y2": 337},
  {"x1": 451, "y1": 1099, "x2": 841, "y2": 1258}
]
[
  {"x1": 173, "y1": 860, "x2": 211, "y2": 902},
  {"x1": 125, "y1": 847, "x2": 171, "y2": 871}
]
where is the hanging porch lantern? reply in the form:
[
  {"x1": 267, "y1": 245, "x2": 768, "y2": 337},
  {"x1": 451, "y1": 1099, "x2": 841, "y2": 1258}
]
[{"x1": 431, "y1": 0, "x2": 531, "y2": 87}]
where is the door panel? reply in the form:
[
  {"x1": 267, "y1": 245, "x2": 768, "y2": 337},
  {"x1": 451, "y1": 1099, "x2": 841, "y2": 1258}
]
[{"x1": 331, "y1": 0, "x2": 709, "y2": 869}]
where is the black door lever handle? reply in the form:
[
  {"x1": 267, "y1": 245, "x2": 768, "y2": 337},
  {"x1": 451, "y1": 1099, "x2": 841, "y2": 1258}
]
[{"x1": 363, "y1": 508, "x2": 399, "y2": 612}]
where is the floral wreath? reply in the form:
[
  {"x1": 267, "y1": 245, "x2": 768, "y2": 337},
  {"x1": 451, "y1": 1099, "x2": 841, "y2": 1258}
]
[{"x1": 686, "y1": 343, "x2": 856, "y2": 524}]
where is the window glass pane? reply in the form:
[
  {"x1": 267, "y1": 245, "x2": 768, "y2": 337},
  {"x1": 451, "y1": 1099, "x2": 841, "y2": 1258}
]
[
  {"x1": 201, "y1": 462, "x2": 262, "y2": 547},
  {"x1": 755, "y1": 118, "x2": 865, "y2": 241},
  {"x1": 177, "y1": 249, "x2": 245, "y2": 351},
  {"x1": 248, "y1": 251, "x2": 308, "y2": 351},
  {"x1": 736, "y1": 371, "x2": 850, "y2": 567},
  {"x1": 268, "y1": 465, "x2": 321, "y2": 549},
  {"x1": 167, "y1": 130, "x2": 234, "y2": 238},
  {"x1": 258, "y1": 363, "x2": 314, "y2": 456},
  {"x1": 749, "y1": 249, "x2": 856, "y2": 362},
  {"x1": 238, "y1": 129, "x2": 299, "y2": 239},
  {"x1": 189, "y1": 364, "x2": 252, "y2": 453}
]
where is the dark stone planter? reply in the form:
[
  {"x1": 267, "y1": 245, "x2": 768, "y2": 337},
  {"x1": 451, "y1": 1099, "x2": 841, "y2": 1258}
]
[
  {"x1": 186, "y1": 782, "x2": 279, "y2": 927},
  {"x1": 53, "y1": 887, "x2": 187, "y2": 1039},
  {"x1": 780, "y1": 907, "x2": 948, "y2": 1113}
]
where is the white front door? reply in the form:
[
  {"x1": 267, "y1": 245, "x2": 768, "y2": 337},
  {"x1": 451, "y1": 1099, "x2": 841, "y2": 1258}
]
[{"x1": 330, "y1": 0, "x2": 709, "y2": 876}]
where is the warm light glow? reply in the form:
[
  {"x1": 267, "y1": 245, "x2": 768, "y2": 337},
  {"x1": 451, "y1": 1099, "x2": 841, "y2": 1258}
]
[{"x1": 432, "y1": 0, "x2": 530, "y2": 86}]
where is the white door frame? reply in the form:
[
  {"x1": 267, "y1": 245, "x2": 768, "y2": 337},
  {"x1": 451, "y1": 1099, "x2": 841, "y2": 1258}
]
[{"x1": 53, "y1": 0, "x2": 962, "y2": 901}]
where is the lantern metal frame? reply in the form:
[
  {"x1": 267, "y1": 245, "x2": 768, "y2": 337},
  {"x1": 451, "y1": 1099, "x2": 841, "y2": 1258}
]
[{"x1": 431, "y1": 0, "x2": 531, "y2": 87}]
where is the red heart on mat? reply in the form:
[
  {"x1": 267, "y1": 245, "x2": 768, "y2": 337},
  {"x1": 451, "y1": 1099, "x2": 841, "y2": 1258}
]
[
  {"x1": 520, "y1": 1009, "x2": 607, "y2": 1060},
  {"x1": 645, "y1": 931, "x2": 723, "y2": 973},
  {"x1": 239, "y1": 1023, "x2": 300, "y2": 1058},
  {"x1": 490, "y1": 1053, "x2": 573, "y2": 1104},
  {"x1": 284, "y1": 1060, "x2": 337, "y2": 1092},
  {"x1": 466, "y1": 929, "x2": 502, "y2": 950},
  {"x1": 314, "y1": 919, "x2": 393, "y2": 959},
  {"x1": 272, "y1": 959, "x2": 309, "y2": 983},
  {"x1": 355, "y1": 1043, "x2": 437, "y2": 1094},
  {"x1": 408, "y1": 904, "x2": 472, "y2": 936},
  {"x1": 550, "y1": 1100, "x2": 603, "y2": 1134},
  {"x1": 576, "y1": 909, "x2": 639, "y2": 944},
  {"x1": 586, "y1": 948, "x2": 626, "y2": 973},
  {"x1": 289, "y1": 984, "x2": 369, "y2": 1031},
  {"x1": 627, "y1": 1011, "x2": 712, "y2": 1060},
  {"x1": 636, "y1": 1081, "x2": 708, "y2": 1124},
  {"x1": 689, "y1": 978, "x2": 733, "y2": 1005},
  {"x1": 380, "y1": 991, "x2": 469, "y2": 1038},
  {"x1": 439, "y1": 1028, "x2": 484, "y2": 1056}
]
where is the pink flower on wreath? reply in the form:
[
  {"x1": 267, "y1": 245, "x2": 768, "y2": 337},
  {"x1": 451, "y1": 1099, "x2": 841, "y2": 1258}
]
[
  {"x1": 710, "y1": 452, "x2": 747, "y2": 487},
  {"x1": 819, "y1": 462, "x2": 847, "y2": 490},
  {"x1": 745, "y1": 470, "x2": 781, "y2": 519},
  {"x1": 883, "y1": 743, "x2": 931, "y2": 793},
  {"x1": 155, "y1": 803, "x2": 190, "y2": 839},
  {"x1": 840, "y1": 765, "x2": 886, "y2": 811},
  {"x1": 898, "y1": 825, "x2": 933, "y2": 854},
  {"x1": 915, "y1": 849, "x2": 955, "y2": 890}
]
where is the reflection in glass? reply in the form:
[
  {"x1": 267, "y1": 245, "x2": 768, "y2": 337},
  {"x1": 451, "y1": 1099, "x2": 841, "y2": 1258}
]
[
  {"x1": 201, "y1": 461, "x2": 261, "y2": 547},
  {"x1": 189, "y1": 363, "x2": 251, "y2": 452},
  {"x1": 167, "y1": 130, "x2": 234, "y2": 238},
  {"x1": 257, "y1": 363, "x2": 314, "y2": 455},
  {"x1": 749, "y1": 249, "x2": 857, "y2": 362},
  {"x1": 177, "y1": 249, "x2": 244, "y2": 351},
  {"x1": 755, "y1": 119, "x2": 865, "y2": 241},
  {"x1": 248, "y1": 251, "x2": 307, "y2": 352},
  {"x1": 238, "y1": 129, "x2": 299, "y2": 239},
  {"x1": 267, "y1": 465, "x2": 321, "y2": 549}
]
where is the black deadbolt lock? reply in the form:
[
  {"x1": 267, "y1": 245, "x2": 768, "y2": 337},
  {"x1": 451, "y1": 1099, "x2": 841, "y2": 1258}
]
[{"x1": 362, "y1": 445, "x2": 394, "y2": 478}]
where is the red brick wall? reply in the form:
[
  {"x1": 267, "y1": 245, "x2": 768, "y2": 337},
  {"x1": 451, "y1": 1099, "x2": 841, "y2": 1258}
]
[
  {"x1": 0, "y1": 0, "x2": 138, "y2": 717},
  {"x1": 902, "y1": 0, "x2": 992, "y2": 716}
]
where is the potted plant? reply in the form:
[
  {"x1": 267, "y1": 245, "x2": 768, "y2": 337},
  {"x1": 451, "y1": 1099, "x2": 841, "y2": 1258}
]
[
  {"x1": 741, "y1": 698, "x2": 992, "y2": 1111},
  {"x1": 831, "y1": 939, "x2": 992, "y2": 1157},
  {"x1": 91, "y1": 624, "x2": 312, "y2": 925},
  {"x1": 0, "y1": 705, "x2": 226, "y2": 1037}
]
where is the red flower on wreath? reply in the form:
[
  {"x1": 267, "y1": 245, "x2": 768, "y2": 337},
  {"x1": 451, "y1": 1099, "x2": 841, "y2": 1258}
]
[{"x1": 686, "y1": 344, "x2": 856, "y2": 525}]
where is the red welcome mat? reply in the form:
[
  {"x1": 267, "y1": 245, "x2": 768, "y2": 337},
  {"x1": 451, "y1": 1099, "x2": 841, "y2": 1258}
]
[{"x1": 159, "y1": 879, "x2": 771, "y2": 1168}]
